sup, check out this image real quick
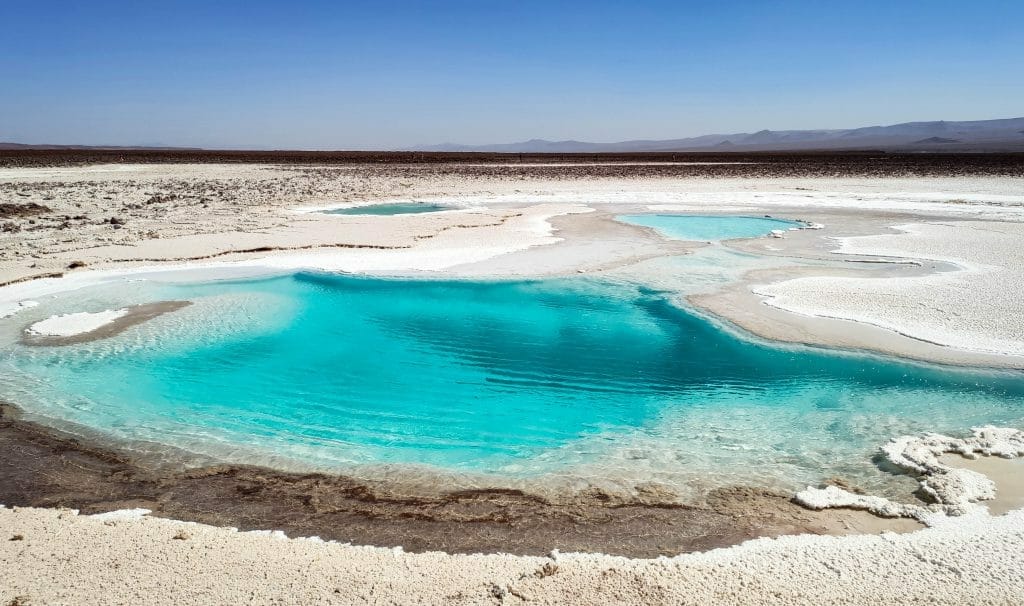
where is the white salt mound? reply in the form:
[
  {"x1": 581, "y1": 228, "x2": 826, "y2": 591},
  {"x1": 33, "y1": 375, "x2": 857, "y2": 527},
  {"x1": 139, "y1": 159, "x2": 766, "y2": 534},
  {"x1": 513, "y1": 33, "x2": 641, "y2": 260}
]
[
  {"x1": 797, "y1": 426, "x2": 1024, "y2": 521},
  {"x1": 26, "y1": 309, "x2": 129, "y2": 337}
]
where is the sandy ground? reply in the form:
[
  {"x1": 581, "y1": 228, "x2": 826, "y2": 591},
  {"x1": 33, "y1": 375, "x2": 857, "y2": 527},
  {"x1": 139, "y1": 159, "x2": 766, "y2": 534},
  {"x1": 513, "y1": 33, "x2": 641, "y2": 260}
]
[
  {"x1": 2, "y1": 159, "x2": 1024, "y2": 603},
  {"x1": 942, "y1": 455, "x2": 1024, "y2": 515}
]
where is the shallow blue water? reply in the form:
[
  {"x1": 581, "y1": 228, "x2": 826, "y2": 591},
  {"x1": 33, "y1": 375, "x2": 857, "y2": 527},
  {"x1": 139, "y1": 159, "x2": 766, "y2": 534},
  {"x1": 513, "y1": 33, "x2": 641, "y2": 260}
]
[
  {"x1": 2, "y1": 273, "x2": 1023, "y2": 493},
  {"x1": 325, "y1": 202, "x2": 453, "y2": 215},
  {"x1": 618, "y1": 214, "x2": 801, "y2": 241}
]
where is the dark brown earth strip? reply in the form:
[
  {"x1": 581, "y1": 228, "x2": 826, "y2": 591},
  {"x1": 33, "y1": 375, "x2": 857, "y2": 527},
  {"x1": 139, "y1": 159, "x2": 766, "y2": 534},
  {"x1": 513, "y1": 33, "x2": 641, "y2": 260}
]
[
  {"x1": 1, "y1": 150, "x2": 1023, "y2": 177},
  {"x1": 0, "y1": 272, "x2": 65, "y2": 288},
  {"x1": 21, "y1": 301, "x2": 192, "y2": 346},
  {"x1": 114, "y1": 243, "x2": 412, "y2": 264},
  {"x1": 0, "y1": 404, "x2": 921, "y2": 557}
]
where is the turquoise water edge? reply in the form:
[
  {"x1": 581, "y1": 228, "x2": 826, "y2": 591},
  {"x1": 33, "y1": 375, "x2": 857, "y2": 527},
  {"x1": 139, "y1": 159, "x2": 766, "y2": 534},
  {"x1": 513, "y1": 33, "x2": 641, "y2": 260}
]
[
  {"x1": 618, "y1": 214, "x2": 801, "y2": 241},
  {"x1": 2, "y1": 271, "x2": 1022, "y2": 497},
  {"x1": 324, "y1": 202, "x2": 454, "y2": 215}
]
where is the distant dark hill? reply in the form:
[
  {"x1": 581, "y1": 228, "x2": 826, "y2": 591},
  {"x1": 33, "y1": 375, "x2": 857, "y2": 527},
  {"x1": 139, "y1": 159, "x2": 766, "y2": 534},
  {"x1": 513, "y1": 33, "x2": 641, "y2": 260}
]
[
  {"x1": 6, "y1": 117, "x2": 1024, "y2": 154},
  {"x1": 417, "y1": 117, "x2": 1024, "y2": 153}
]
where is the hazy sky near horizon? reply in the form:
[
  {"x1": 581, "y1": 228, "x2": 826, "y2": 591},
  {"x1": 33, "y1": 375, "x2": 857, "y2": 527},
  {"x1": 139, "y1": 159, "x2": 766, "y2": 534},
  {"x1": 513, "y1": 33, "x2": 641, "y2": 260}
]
[{"x1": 2, "y1": 0, "x2": 1022, "y2": 149}]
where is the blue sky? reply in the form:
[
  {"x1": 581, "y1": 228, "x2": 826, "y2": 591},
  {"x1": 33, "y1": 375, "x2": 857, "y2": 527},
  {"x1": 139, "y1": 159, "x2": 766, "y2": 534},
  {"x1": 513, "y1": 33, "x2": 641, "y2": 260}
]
[{"x1": 2, "y1": 0, "x2": 1022, "y2": 148}]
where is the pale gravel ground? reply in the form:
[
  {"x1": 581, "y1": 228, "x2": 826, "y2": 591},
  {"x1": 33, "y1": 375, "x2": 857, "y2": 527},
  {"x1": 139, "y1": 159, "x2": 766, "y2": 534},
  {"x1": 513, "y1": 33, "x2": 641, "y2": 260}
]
[
  {"x1": 755, "y1": 221, "x2": 1024, "y2": 356},
  {"x1": 1, "y1": 505, "x2": 1022, "y2": 605}
]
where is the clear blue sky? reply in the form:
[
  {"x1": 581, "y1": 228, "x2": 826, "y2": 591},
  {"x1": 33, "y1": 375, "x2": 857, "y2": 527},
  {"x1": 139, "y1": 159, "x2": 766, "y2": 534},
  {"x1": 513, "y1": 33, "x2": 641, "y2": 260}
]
[{"x1": 2, "y1": 0, "x2": 1021, "y2": 149}]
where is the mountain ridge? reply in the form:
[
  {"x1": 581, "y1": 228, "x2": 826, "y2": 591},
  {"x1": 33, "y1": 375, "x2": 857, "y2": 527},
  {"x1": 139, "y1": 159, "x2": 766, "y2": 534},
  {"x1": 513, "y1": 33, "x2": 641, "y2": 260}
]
[
  {"x1": 414, "y1": 117, "x2": 1024, "y2": 153},
  {"x1": 4, "y1": 118, "x2": 1023, "y2": 153}
]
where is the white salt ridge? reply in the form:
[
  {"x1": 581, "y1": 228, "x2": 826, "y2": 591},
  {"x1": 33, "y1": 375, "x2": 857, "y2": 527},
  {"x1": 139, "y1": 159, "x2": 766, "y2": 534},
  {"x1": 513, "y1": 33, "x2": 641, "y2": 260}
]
[
  {"x1": 446, "y1": 188, "x2": 1024, "y2": 219},
  {"x1": 0, "y1": 204, "x2": 589, "y2": 312},
  {"x1": 26, "y1": 308, "x2": 129, "y2": 337},
  {"x1": 243, "y1": 204, "x2": 590, "y2": 273},
  {"x1": 796, "y1": 426, "x2": 1024, "y2": 522}
]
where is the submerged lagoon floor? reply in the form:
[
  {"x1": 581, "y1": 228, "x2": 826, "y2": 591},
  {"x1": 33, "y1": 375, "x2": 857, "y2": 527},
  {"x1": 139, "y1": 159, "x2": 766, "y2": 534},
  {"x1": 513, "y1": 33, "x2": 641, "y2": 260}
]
[{"x1": 2, "y1": 271, "x2": 1023, "y2": 498}]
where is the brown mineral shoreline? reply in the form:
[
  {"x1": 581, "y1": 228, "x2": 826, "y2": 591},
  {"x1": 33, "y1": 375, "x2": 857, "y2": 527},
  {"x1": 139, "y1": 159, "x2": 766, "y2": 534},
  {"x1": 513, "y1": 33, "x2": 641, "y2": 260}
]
[{"x1": 0, "y1": 403, "x2": 921, "y2": 558}]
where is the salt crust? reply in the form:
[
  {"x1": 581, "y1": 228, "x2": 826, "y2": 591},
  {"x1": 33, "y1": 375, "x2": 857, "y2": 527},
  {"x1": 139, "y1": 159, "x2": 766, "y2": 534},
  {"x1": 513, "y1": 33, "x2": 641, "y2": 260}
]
[
  {"x1": 25, "y1": 308, "x2": 129, "y2": 337},
  {"x1": 755, "y1": 222, "x2": 1024, "y2": 356},
  {"x1": 796, "y1": 426, "x2": 1024, "y2": 522},
  {"x1": 0, "y1": 204, "x2": 589, "y2": 309},
  {"x1": 246, "y1": 204, "x2": 591, "y2": 273},
  {"x1": 2, "y1": 500, "x2": 1022, "y2": 604}
]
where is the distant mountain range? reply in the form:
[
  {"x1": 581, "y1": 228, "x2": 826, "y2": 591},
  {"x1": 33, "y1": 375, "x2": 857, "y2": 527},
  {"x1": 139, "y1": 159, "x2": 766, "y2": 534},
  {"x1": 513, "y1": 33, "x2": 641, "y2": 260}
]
[
  {"x1": 4, "y1": 117, "x2": 1023, "y2": 153},
  {"x1": 416, "y1": 117, "x2": 1024, "y2": 153}
]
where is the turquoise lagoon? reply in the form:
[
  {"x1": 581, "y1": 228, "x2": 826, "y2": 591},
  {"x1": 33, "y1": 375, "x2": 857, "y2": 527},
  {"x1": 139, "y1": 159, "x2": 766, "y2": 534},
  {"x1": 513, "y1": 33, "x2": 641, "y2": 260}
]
[
  {"x1": 324, "y1": 202, "x2": 454, "y2": 215},
  {"x1": 618, "y1": 214, "x2": 801, "y2": 241},
  {"x1": 2, "y1": 271, "x2": 1023, "y2": 496}
]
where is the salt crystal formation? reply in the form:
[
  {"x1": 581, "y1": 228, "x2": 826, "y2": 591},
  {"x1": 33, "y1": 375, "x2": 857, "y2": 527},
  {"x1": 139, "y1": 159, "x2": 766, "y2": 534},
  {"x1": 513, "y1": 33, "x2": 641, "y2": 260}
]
[{"x1": 796, "y1": 426, "x2": 1024, "y2": 522}]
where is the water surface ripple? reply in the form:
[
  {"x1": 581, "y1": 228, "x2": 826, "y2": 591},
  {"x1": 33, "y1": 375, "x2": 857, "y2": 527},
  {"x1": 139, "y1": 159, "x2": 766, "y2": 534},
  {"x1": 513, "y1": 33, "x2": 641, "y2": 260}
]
[{"x1": 2, "y1": 272, "x2": 1022, "y2": 497}]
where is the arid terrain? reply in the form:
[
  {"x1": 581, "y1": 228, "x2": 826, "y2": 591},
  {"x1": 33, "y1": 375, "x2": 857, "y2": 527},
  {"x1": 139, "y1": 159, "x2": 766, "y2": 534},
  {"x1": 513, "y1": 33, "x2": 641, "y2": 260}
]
[{"x1": 1, "y1": 151, "x2": 1023, "y2": 604}]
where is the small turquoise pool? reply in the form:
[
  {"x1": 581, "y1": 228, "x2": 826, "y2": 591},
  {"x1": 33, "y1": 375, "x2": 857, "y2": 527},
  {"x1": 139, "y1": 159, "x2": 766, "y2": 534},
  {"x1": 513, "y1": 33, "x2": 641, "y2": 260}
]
[
  {"x1": 325, "y1": 203, "x2": 454, "y2": 216},
  {"x1": 618, "y1": 214, "x2": 801, "y2": 241}
]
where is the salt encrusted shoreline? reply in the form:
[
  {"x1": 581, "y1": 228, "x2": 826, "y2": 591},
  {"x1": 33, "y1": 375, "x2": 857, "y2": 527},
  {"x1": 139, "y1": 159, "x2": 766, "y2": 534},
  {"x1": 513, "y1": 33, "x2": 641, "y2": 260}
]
[
  {"x1": 797, "y1": 427, "x2": 1024, "y2": 521},
  {"x1": 754, "y1": 221, "x2": 1024, "y2": 357},
  {"x1": 1, "y1": 419, "x2": 1021, "y2": 603}
]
